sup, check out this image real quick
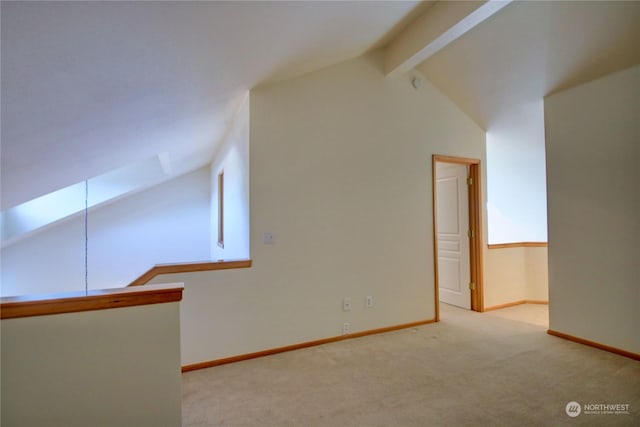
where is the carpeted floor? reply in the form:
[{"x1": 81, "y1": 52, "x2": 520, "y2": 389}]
[
  {"x1": 483, "y1": 302, "x2": 549, "y2": 328},
  {"x1": 182, "y1": 303, "x2": 639, "y2": 426}
]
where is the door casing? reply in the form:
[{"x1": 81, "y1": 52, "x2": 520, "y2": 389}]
[{"x1": 432, "y1": 154, "x2": 484, "y2": 321}]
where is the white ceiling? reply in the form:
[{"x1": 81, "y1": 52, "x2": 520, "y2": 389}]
[
  {"x1": 417, "y1": 0, "x2": 640, "y2": 129},
  {"x1": 2, "y1": 0, "x2": 639, "y2": 213},
  {"x1": 0, "y1": 0, "x2": 428, "y2": 210}
]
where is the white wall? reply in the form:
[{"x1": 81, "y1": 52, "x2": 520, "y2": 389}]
[
  {"x1": 483, "y1": 101, "x2": 549, "y2": 308},
  {"x1": 484, "y1": 247, "x2": 528, "y2": 307},
  {"x1": 545, "y1": 64, "x2": 640, "y2": 353},
  {"x1": 484, "y1": 246, "x2": 548, "y2": 308},
  {"x1": 149, "y1": 50, "x2": 486, "y2": 366},
  {"x1": 1, "y1": 300, "x2": 182, "y2": 427},
  {"x1": 1, "y1": 168, "x2": 210, "y2": 296},
  {"x1": 524, "y1": 246, "x2": 549, "y2": 301},
  {"x1": 486, "y1": 100, "x2": 548, "y2": 244},
  {"x1": 210, "y1": 95, "x2": 251, "y2": 261}
]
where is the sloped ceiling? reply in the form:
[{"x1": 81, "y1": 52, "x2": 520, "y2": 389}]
[
  {"x1": 3, "y1": 1, "x2": 639, "y2": 213},
  {"x1": 417, "y1": 0, "x2": 640, "y2": 130},
  {"x1": 0, "y1": 0, "x2": 430, "y2": 210}
]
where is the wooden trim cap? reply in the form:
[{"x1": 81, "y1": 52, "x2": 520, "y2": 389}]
[
  {"x1": 488, "y1": 242, "x2": 548, "y2": 249},
  {"x1": 129, "y1": 259, "x2": 252, "y2": 286},
  {"x1": 0, "y1": 283, "x2": 184, "y2": 320}
]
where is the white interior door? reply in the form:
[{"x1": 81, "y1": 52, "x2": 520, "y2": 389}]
[{"x1": 436, "y1": 162, "x2": 471, "y2": 309}]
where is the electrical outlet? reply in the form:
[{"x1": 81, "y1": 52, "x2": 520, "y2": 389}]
[
  {"x1": 343, "y1": 297, "x2": 352, "y2": 311},
  {"x1": 343, "y1": 322, "x2": 351, "y2": 335},
  {"x1": 366, "y1": 295, "x2": 374, "y2": 308}
]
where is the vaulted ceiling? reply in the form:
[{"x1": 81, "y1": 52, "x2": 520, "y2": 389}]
[
  {"x1": 417, "y1": 0, "x2": 640, "y2": 129},
  {"x1": 1, "y1": 0, "x2": 430, "y2": 210},
  {"x1": 2, "y1": 0, "x2": 639, "y2": 213}
]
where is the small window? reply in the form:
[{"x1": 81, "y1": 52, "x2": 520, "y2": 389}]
[{"x1": 217, "y1": 171, "x2": 224, "y2": 248}]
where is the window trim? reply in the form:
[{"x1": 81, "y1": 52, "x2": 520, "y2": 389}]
[{"x1": 217, "y1": 171, "x2": 224, "y2": 248}]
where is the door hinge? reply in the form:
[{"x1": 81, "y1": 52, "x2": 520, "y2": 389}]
[
  {"x1": 469, "y1": 282, "x2": 476, "y2": 290},
  {"x1": 467, "y1": 229, "x2": 474, "y2": 238},
  {"x1": 467, "y1": 176, "x2": 473, "y2": 185}
]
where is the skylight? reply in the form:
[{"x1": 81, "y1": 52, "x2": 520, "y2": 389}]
[{"x1": 1, "y1": 154, "x2": 172, "y2": 246}]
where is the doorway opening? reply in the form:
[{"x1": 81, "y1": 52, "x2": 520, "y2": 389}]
[{"x1": 432, "y1": 155, "x2": 483, "y2": 321}]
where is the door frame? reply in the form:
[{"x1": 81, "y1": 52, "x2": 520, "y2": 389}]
[{"x1": 432, "y1": 155, "x2": 484, "y2": 321}]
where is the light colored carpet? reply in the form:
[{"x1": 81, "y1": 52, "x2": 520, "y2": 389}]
[
  {"x1": 482, "y1": 302, "x2": 549, "y2": 328},
  {"x1": 182, "y1": 304, "x2": 639, "y2": 426}
]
